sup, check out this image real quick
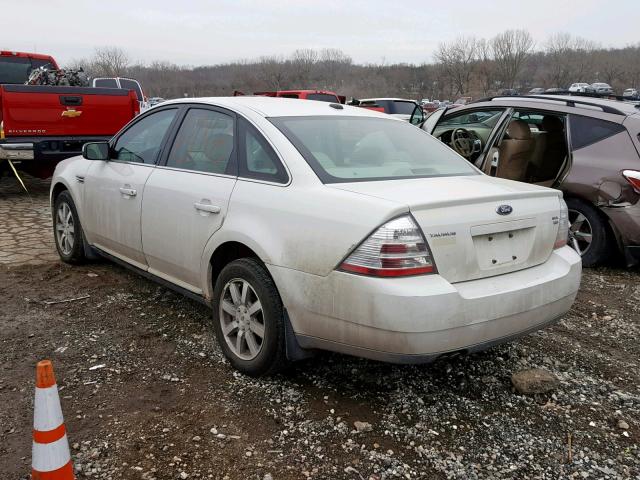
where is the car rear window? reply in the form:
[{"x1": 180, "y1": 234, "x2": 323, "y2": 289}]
[
  {"x1": 270, "y1": 116, "x2": 478, "y2": 183},
  {"x1": 569, "y1": 115, "x2": 625, "y2": 150},
  {"x1": 0, "y1": 57, "x2": 47, "y2": 84},
  {"x1": 389, "y1": 101, "x2": 418, "y2": 115},
  {"x1": 306, "y1": 93, "x2": 339, "y2": 103}
]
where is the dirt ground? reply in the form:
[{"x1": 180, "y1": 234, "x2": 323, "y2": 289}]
[{"x1": 0, "y1": 175, "x2": 638, "y2": 479}]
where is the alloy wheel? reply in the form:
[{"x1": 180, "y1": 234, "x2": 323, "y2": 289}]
[
  {"x1": 219, "y1": 278, "x2": 265, "y2": 361},
  {"x1": 55, "y1": 202, "x2": 75, "y2": 256},
  {"x1": 568, "y1": 209, "x2": 593, "y2": 256}
]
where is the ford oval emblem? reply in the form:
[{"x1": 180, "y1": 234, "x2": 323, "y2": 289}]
[{"x1": 496, "y1": 204, "x2": 513, "y2": 216}]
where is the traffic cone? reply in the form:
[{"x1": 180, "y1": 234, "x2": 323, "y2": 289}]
[{"x1": 31, "y1": 360, "x2": 75, "y2": 479}]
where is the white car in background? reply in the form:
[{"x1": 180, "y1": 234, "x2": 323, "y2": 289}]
[
  {"x1": 568, "y1": 83, "x2": 591, "y2": 93},
  {"x1": 49, "y1": 97, "x2": 581, "y2": 376},
  {"x1": 93, "y1": 77, "x2": 150, "y2": 112}
]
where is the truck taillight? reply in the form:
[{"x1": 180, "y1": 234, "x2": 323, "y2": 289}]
[
  {"x1": 339, "y1": 215, "x2": 436, "y2": 277},
  {"x1": 554, "y1": 198, "x2": 569, "y2": 249},
  {"x1": 623, "y1": 170, "x2": 640, "y2": 194}
]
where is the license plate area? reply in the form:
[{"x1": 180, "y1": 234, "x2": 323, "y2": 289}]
[{"x1": 471, "y1": 219, "x2": 536, "y2": 270}]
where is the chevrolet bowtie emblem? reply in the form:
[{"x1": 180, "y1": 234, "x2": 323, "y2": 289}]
[{"x1": 61, "y1": 109, "x2": 82, "y2": 118}]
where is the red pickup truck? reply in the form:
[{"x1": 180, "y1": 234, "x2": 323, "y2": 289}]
[
  {"x1": 0, "y1": 51, "x2": 140, "y2": 178},
  {"x1": 234, "y1": 89, "x2": 346, "y2": 104}
]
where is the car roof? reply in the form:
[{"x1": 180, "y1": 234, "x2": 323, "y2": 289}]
[
  {"x1": 476, "y1": 94, "x2": 640, "y2": 116},
  {"x1": 159, "y1": 96, "x2": 394, "y2": 119}
]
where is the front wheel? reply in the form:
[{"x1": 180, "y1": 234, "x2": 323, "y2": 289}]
[
  {"x1": 565, "y1": 198, "x2": 611, "y2": 267},
  {"x1": 53, "y1": 190, "x2": 87, "y2": 264},
  {"x1": 211, "y1": 258, "x2": 287, "y2": 376}
]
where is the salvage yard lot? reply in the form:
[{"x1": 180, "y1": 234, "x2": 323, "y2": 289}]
[{"x1": 1, "y1": 176, "x2": 639, "y2": 479}]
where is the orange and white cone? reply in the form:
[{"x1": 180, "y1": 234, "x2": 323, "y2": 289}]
[{"x1": 32, "y1": 360, "x2": 75, "y2": 480}]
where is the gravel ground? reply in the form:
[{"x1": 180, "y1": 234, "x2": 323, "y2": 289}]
[
  {"x1": 1, "y1": 261, "x2": 638, "y2": 479},
  {"x1": 0, "y1": 176, "x2": 638, "y2": 479}
]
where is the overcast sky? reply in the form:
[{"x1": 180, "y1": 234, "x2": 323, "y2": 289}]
[{"x1": 5, "y1": 0, "x2": 638, "y2": 67}]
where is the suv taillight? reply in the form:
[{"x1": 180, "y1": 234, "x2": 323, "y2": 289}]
[
  {"x1": 339, "y1": 215, "x2": 435, "y2": 277},
  {"x1": 623, "y1": 170, "x2": 640, "y2": 194}
]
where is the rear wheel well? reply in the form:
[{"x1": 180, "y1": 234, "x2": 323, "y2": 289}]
[{"x1": 210, "y1": 242, "x2": 261, "y2": 288}]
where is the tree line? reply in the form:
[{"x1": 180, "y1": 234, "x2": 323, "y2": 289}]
[{"x1": 68, "y1": 30, "x2": 640, "y2": 101}]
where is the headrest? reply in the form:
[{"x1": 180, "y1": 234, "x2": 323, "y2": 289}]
[
  {"x1": 541, "y1": 115, "x2": 563, "y2": 133},
  {"x1": 506, "y1": 119, "x2": 531, "y2": 140}
]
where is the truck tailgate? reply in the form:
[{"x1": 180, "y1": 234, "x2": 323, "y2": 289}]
[{"x1": 0, "y1": 85, "x2": 139, "y2": 137}]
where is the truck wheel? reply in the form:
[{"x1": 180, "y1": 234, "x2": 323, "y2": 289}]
[
  {"x1": 53, "y1": 190, "x2": 86, "y2": 264},
  {"x1": 565, "y1": 198, "x2": 611, "y2": 267},
  {"x1": 211, "y1": 258, "x2": 287, "y2": 377}
]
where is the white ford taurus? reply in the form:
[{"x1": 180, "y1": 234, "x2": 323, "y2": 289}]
[{"x1": 50, "y1": 97, "x2": 581, "y2": 375}]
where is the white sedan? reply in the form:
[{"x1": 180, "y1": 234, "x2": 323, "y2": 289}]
[{"x1": 50, "y1": 97, "x2": 581, "y2": 376}]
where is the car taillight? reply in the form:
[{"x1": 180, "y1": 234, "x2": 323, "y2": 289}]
[
  {"x1": 623, "y1": 170, "x2": 640, "y2": 194},
  {"x1": 554, "y1": 198, "x2": 569, "y2": 249},
  {"x1": 339, "y1": 215, "x2": 435, "y2": 277}
]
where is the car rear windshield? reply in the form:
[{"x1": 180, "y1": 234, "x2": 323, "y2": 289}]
[
  {"x1": 119, "y1": 79, "x2": 144, "y2": 101},
  {"x1": 270, "y1": 116, "x2": 478, "y2": 183},
  {"x1": 306, "y1": 93, "x2": 339, "y2": 102},
  {"x1": 0, "y1": 57, "x2": 51, "y2": 84},
  {"x1": 389, "y1": 101, "x2": 417, "y2": 115}
]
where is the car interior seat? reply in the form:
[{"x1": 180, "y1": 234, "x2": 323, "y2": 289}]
[
  {"x1": 532, "y1": 115, "x2": 567, "y2": 182},
  {"x1": 496, "y1": 119, "x2": 534, "y2": 181}
]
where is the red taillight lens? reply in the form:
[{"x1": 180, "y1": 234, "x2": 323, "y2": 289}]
[
  {"x1": 623, "y1": 170, "x2": 640, "y2": 194},
  {"x1": 339, "y1": 215, "x2": 436, "y2": 277}
]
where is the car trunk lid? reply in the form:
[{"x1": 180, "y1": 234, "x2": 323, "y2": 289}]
[{"x1": 329, "y1": 175, "x2": 561, "y2": 283}]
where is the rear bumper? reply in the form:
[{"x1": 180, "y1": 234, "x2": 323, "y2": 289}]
[
  {"x1": 0, "y1": 142, "x2": 34, "y2": 160},
  {"x1": 602, "y1": 203, "x2": 640, "y2": 262},
  {"x1": 270, "y1": 246, "x2": 582, "y2": 363}
]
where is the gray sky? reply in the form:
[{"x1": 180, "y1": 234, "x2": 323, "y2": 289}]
[{"x1": 5, "y1": 0, "x2": 638, "y2": 66}]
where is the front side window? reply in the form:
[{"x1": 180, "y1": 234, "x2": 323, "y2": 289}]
[
  {"x1": 271, "y1": 116, "x2": 478, "y2": 183},
  {"x1": 569, "y1": 115, "x2": 625, "y2": 150},
  {"x1": 239, "y1": 119, "x2": 288, "y2": 183},
  {"x1": 166, "y1": 108, "x2": 235, "y2": 175},
  {"x1": 113, "y1": 109, "x2": 177, "y2": 164}
]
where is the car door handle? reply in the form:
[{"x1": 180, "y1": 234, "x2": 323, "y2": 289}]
[
  {"x1": 194, "y1": 202, "x2": 221, "y2": 214},
  {"x1": 119, "y1": 187, "x2": 137, "y2": 197}
]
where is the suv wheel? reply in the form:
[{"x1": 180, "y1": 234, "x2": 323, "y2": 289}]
[
  {"x1": 566, "y1": 198, "x2": 611, "y2": 267},
  {"x1": 211, "y1": 258, "x2": 287, "y2": 376},
  {"x1": 53, "y1": 191, "x2": 87, "y2": 264}
]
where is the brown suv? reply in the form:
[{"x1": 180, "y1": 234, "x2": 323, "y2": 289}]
[{"x1": 411, "y1": 95, "x2": 640, "y2": 267}]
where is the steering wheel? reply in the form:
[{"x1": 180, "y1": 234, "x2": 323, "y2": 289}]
[{"x1": 451, "y1": 128, "x2": 480, "y2": 159}]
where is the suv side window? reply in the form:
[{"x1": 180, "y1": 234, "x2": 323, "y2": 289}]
[
  {"x1": 239, "y1": 118, "x2": 288, "y2": 184},
  {"x1": 166, "y1": 108, "x2": 236, "y2": 175},
  {"x1": 569, "y1": 115, "x2": 625, "y2": 150},
  {"x1": 113, "y1": 108, "x2": 177, "y2": 164}
]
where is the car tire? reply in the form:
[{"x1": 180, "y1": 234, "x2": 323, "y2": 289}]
[
  {"x1": 211, "y1": 258, "x2": 287, "y2": 376},
  {"x1": 53, "y1": 190, "x2": 87, "y2": 264},
  {"x1": 565, "y1": 198, "x2": 611, "y2": 267}
]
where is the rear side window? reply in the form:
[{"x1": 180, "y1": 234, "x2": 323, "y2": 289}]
[
  {"x1": 119, "y1": 78, "x2": 143, "y2": 101},
  {"x1": 239, "y1": 118, "x2": 288, "y2": 184},
  {"x1": 569, "y1": 115, "x2": 625, "y2": 150},
  {"x1": 166, "y1": 108, "x2": 235, "y2": 175},
  {"x1": 94, "y1": 78, "x2": 119, "y2": 88}
]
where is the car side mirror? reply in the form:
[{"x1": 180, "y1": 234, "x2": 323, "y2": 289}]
[
  {"x1": 409, "y1": 105, "x2": 425, "y2": 125},
  {"x1": 82, "y1": 142, "x2": 110, "y2": 161}
]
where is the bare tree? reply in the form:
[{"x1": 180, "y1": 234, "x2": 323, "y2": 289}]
[
  {"x1": 491, "y1": 30, "x2": 535, "y2": 89},
  {"x1": 435, "y1": 37, "x2": 477, "y2": 95},
  {"x1": 256, "y1": 55, "x2": 289, "y2": 90},
  {"x1": 475, "y1": 38, "x2": 495, "y2": 95},
  {"x1": 91, "y1": 47, "x2": 130, "y2": 77}
]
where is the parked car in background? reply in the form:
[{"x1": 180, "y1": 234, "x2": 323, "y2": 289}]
[
  {"x1": 354, "y1": 98, "x2": 420, "y2": 121},
  {"x1": 590, "y1": 83, "x2": 614, "y2": 95},
  {"x1": 529, "y1": 88, "x2": 545, "y2": 94},
  {"x1": 569, "y1": 83, "x2": 592, "y2": 93},
  {"x1": 414, "y1": 94, "x2": 640, "y2": 267},
  {"x1": 623, "y1": 88, "x2": 639, "y2": 100},
  {"x1": 93, "y1": 77, "x2": 149, "y2": 111},
  {"x1": 421, "y1": 102, "x2": 439, "y2": 113},
  {"x1": 454, "y1": 96, "x2": 473, "y2": 105},
  {"x1": 50, "y1": 96, "x2": 580, "y2": 375},
  {"x1": 235, "y1": 89, "x2": 344, "y2": 104},
  {"x1": 0, "y1": 52, "x2": 140, "y2": 178},
  {"x1": 500, "y1": 89, "x2": 519, "y2": 96},
  {"x1": 545, "y1": 88, "x2": 563, "y2": 93},
  {"x1": 148, "y1": 97, "x2": 166, "y2": 107}
]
